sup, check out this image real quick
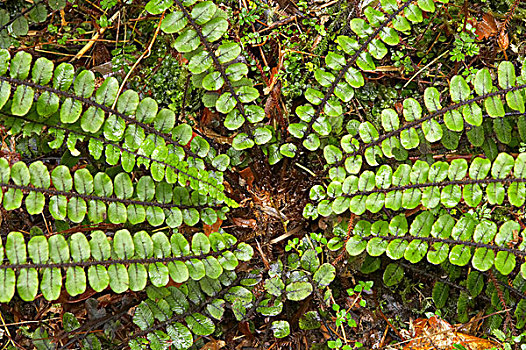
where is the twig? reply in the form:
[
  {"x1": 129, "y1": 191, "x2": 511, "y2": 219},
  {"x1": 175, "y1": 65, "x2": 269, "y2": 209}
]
[
  {"x1": 376, "y1": 308, "x2": 404, "y2": 341},
  {"x1": 0, "y1": 317, "x2": 61, "y2": 327},
  {"x1": 110, "y1": 11, "x2": 165, "y2": 110},
  {"x1": 34, "y1": 49, "x2": 90, "y2": 57},
  {"x1": 257, "y1": 15, "x2": 298, "y2": 33},
  {"x1": 0, "y1": 310, "x2": 16, "y2": 349},
  {"x1": 403, "y1": 50, "x2": 448, "y2": 88},
  {"x1": 487, "y1": 269, "x2": 513, "y2": 332},
  {"x1": 283, "y1": 48, "x2": 322, "y2": 57},
  {"x1": 71, "y1": 11, "x2": 121, "y2": 62},
  {"x1": 317, "y1": 0, "x2": 339, "y2": 10},
  {"x1": 294, "y1": 163, "x2": 316, "y2": 177}
]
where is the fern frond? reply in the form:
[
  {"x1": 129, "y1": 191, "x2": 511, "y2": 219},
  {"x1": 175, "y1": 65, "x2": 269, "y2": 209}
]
[
  {"x1": 310, "y1": 152, "x2": 526, "y2": 218},
  {"x1": 152, "y1": 0, "x2": 272, "y2": 151},
  {"x1": 0, "y1": 229, "x2": 253, "y2": 302},
  {"x1": 306, "y1": 0, "x2": 415, "y2": 133},
  {"x1": 4, "y1": 114, "x2": 231, "y2": 205},
  {"x1": 0, "y1": 157, "x2": 231, "y2": 226},
  {"x1": 0, "y1": 50, "x2": 237, "y2": 208},
  {"x1": 128, "y1": 276, "x2": 245, "y2": 349},
  {"x1": 346, "y1": 213, "x2": 524, "y2": 275},
  {"x1": 283, "y1": 0, "x2": 445, "y2": 157},
  {"x1": 315, "y1": 63, "x2": 526, "y2": 178},
  {"x1": 340, "y1": 80, "x2": 526, "y2": 165}
]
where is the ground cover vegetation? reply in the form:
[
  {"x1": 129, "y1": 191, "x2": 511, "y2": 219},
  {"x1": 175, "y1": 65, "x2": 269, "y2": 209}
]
[{"x1": 0, "y1": 0, "x2": 525, "y2": 348}]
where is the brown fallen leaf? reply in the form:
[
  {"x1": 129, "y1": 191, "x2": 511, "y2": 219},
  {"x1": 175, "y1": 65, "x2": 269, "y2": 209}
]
[
  {"x1": 475, "y1": 13, "x2": 498, "y2": 40},
  {"x1": 458, "y1": 311, "x2": 485, "y2": 335},
  {"x1": 404, "y1": 316, "x2": 502, "y2": 350},
  {"x1": 201, "y1": 107, "x2": 216, "y2": 127},
  {"x1": 238, "y1": 167, "x2": 255, "y2": 189},
  {"x1": 203, "y1": 218, "x2": 223, "y2": 236},
  {"x1": 238, "y1": 321, "x2": 255, "y2": 341},
  {"x1": 232, "y1": 217, "x2": 257, "y2": 228},
  {"x1": 200, "y1": 339, "x2": 226, "y2": 350},
  {"x1": 497, "y1": 30, "x2": 509, "y2": 51}
]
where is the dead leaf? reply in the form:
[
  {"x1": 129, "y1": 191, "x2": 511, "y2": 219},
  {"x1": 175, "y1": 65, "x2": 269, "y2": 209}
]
[
  {"x1": 404, "y1": 316, "x2": 502, "y2": 350},
  {"x1": 176, "y1": 53, "x2": 189, "y2": 65},
  {"x1": 373, "y1": 65, "x2": 402, "y2": 72},
  {"x1": 238, "y1": 321, "x2": 255, "y2": 341},
  {"x1": 264, "y1": 66, "x2": 281, "y2": 95},
  {"x1": 238, "y1": 167, "x2": 255, "y2": 188},
  {"x1": 265, "y1": 81, "x2": 281, "y2": 118},
  {"x1": 394, "y1": 101, "x2": 403, "y2": 115},
  {"x1": 201, "y1": 127, "x2": 235, "y2": 145},
  {"x1": 475, "y1": 13, "x2": 498, "y2": 40},
  {"x1": 201, "y1": 108, "x2": 216, "y2": 126},
  {"x1": 200, "y1": 339, "x2": 226, "y2": 350},
  {"x1": 232, "y1": 217, "x2": 257, "y2": 228},
  {"x1": 458, "y1": 311, "x2": 485, "y2": 334},
  {"x1": 497, "y1": 30, "x2": 509, "y2": 51},
  {"x1": 319, "y1": 323, "x2": 332, "y2": 340},
  {"x1": 203, "y1": 218, "x2": 223, "y2": 236}
]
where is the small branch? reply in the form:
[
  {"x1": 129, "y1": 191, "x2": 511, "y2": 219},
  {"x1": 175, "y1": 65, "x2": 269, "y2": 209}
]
[
  {"x1": 403, "y1": 50, "x2": 449, "y2": 88},
  {"x1": 71, "y1": 11, "x2": 121, "y2": 62},
  {"x1": 111, "y1": 12, "x2": 165, "y2": 110}
]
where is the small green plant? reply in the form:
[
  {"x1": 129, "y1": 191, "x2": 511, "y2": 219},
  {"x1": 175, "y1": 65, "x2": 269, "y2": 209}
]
[
  {"x1": 238, "y1": 7, "x2": 259, "y2": 27},
  {"x1": 332, "y1": 303, "x2": 357, "y2": 328},
  {"x1": 327, "y1": 281, "x2": 372, "y2": 349},
  {"x1": 100, "y1": 0, "x2": 119, "y2": 10},
  {"x1": 328, "y1": 337, "x2": 363, "y2": 350},
  {"x1": 333, "y1": 281, "x2": 373, "y2": 327},
  {"x1": 450, "y1": 30, "x2": 480, "y2": 62},
  {"x1": 347, "y1": 280, "x2": 373, "y2": 305}
]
